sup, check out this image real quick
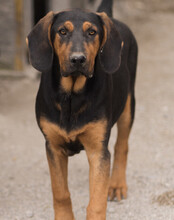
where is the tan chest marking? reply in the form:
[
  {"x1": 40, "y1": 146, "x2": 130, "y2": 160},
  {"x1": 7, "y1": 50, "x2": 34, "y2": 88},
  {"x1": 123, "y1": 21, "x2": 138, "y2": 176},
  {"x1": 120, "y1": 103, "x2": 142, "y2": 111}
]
[{"x1": 40, "y1": 117, "x2": 107, "y2": 149}]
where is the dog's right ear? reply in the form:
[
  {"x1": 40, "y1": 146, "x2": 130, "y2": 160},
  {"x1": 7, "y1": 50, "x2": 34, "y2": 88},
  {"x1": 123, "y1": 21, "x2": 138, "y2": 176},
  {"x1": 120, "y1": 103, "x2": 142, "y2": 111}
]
[{"x1": 26, "y1": 11, "x2": 54, "y2": 72}]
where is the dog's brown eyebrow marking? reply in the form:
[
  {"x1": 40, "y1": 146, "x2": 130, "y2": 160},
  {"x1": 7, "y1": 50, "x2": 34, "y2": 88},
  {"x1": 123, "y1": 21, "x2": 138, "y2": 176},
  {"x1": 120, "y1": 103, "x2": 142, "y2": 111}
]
[
  {"x1": 58, "y1": 21, "x2": 74, "y2": 32},
  {"x1": 82, "y1": 21, "x2": 98, "y2": 32}
]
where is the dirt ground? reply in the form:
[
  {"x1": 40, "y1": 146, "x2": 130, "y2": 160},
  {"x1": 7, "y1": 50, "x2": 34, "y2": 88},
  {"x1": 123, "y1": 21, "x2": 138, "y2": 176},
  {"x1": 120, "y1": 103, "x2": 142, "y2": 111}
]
[{"x1": 0, "y1": 1, "x2": 174, "y2": 219}]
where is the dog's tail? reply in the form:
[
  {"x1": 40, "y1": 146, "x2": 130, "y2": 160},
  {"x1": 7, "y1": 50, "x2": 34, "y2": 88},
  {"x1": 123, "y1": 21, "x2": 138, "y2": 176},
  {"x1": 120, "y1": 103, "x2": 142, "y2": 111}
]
[{"x1": 97, "y1": 0, "x2": 113, "y2": 17}]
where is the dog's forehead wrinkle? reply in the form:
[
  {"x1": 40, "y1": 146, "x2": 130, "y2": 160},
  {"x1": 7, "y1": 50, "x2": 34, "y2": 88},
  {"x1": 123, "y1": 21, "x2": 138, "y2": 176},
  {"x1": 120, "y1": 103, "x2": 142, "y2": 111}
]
[{"x1": 53, "y1": 10, "x2": 101, "y2": 28}]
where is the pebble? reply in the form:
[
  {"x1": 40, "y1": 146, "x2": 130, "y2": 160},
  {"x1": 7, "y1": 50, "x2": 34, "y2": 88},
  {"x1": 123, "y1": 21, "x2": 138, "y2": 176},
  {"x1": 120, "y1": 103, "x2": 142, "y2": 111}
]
[{"x1": 26, "y1": 210, "x2": 34, "y2": 218}]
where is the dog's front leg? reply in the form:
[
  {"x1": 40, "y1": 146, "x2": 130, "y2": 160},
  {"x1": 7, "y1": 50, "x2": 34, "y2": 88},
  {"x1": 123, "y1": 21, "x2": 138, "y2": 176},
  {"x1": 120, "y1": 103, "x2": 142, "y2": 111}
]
[
  {"x1": 46, "y1": 143, "x2": 75, "y2": 220},
  {"x1": 79, "y1": 122, "x2": 110, "y2": 220},
  {"x1": 86, "y1": 149, "x2": 110, "y2": 220}
]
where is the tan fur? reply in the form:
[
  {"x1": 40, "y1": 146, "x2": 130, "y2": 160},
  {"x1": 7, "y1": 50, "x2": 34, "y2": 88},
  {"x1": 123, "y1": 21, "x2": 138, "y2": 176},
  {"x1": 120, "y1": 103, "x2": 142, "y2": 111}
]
[
  {"x1": 40, "y1": 117, "x2": 110, "y2": 219},
  {"x1": 73, "y1": 75, "x2": 87, "y2": 93},
  {"x1": 78, "y1": 120, "x2": 110, "y2": 220},
  {"x1": 54, "y1": 34, "x2": 72, "y2": 72},
  {"x1": 109, "y1": 94, "x2": 131, "y2": 201},
  {"x1": 97, "y1": 12, "x2": 111, "y2": 33},
  {"x1": 60, "y1": 76, "x2": 73, "y2": 93},
  {"x1": 82, "y1": 21, "x2": 98, "y2": 32},
  {"x1": 64, "y1": 21, "x2": 74, "y2": 32},
  {"x1": 83, "y1": 21, "x2": 100, "y2": 73},
  {"x1": 40, "y1": 117, "x2": 107, "y2": 146},
  {"x1": 56, "y1": 103, "x2": 61, "y2": 111},
  {"x1": 48, "y1": 24, "x2": 53, "y2": 47},
  {"x1": 97, "y1": 12, "x2": 113, "y2": 49},
  {"x1": 41, "y1": 11, "x2": 54, "y2": 34},
  {"x1": 46, "y1": 137, "x2": 75, "y2": 220},
  {"x1": 121, "y1": 41, "x2": 124, "y2": 48},
  {"x1": 60, "y1": 75, "x2": 87, "y2": 93},
  {"x1": 84, "y1": 35, "x2": 100, "y2": 73},
  {"x1": 25, "y1": 37, "x2": 28, "y2": 46}
]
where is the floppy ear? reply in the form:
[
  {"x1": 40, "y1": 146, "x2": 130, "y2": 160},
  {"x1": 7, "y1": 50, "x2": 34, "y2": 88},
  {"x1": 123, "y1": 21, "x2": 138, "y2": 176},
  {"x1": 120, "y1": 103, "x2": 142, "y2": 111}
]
[
  {"x1": 26, "y1": 11, "x2": 54, "y2": 72},
  {"x1": 97, "y1": 12, "x2": 123, "y2": 74}
]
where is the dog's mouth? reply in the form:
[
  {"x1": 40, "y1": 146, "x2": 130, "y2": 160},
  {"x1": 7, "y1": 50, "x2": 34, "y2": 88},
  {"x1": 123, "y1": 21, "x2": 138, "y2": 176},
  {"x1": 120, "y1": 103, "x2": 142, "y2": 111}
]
[
  {"x1": 60, "y1": 60, "x2": 94, "y2": 79},
  {"x1": 61, "y1": 70, "x2": 93, "y2": 79}
]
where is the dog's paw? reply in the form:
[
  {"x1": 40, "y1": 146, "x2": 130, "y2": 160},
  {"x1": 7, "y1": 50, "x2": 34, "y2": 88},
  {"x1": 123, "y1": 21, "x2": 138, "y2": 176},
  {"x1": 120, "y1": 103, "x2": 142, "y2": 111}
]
[{"x1": 108, "y1": 180, "x2": 127, "y2": 201}]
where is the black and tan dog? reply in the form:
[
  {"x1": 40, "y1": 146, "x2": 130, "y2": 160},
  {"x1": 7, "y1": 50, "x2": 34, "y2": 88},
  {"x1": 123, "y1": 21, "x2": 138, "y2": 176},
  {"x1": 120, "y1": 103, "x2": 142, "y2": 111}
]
[{"x1": 27, "y1": 0, "x2": 138, "y2": 219}]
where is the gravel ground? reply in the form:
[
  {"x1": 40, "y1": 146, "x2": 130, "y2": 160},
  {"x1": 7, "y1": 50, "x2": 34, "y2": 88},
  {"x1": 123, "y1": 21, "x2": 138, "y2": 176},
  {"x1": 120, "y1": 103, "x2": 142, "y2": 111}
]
[{"x1": 0, "y1": 1, "x2": 174, "y2": 219}]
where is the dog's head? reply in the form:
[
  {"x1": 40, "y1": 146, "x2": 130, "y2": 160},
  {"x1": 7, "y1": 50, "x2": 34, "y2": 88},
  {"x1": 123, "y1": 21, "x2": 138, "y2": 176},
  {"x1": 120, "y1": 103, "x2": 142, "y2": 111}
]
[{"x1": 27, "y1": 10, "x2": 122, "y2": 77}]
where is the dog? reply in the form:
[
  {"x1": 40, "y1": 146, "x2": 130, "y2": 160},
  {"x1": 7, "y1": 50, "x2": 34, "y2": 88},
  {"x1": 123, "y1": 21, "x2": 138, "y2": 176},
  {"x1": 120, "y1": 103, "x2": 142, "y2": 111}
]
[{"x1": 27, "y1": 0, "x2": 138, "y2": 219}]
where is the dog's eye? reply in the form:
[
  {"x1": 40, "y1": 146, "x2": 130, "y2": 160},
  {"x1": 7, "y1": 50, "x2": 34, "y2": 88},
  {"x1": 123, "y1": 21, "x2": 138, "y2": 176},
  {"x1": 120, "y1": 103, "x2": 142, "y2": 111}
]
[
  {"x1": 88, "y1": 30, "x2": 96, "y2": 36},
  {"x1": 59, "y1": 29, "x2": 67, "y2": 35}
]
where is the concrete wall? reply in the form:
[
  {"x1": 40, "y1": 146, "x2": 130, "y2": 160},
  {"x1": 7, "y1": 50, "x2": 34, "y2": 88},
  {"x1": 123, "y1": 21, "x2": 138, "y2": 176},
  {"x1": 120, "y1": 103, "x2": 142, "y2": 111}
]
[
  {"x1": 0, "y1": 0, "x2": 16, "y2": 69},
  {"x1": 0, "y1": 0, "x2": 99, "y2": 72},
  {"x1": 0, "y1": 0, "x2": 33, "y2": 70},
  {"x1": 0, "y1": 0, "x2": 71, "y2": 71},
  {"x1": 51, "y1": 0, "x2": 70, "y2": 12}
]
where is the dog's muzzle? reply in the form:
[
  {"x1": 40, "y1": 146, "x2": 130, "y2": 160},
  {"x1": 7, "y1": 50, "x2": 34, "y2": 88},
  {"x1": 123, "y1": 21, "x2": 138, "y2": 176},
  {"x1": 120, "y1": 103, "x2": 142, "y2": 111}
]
[
  {"x1": 60, "y1": 52, "x2": 94, "y2": 78},
  {"x1": 70, "y1": 53, "x2": 86, "y2": 67}
]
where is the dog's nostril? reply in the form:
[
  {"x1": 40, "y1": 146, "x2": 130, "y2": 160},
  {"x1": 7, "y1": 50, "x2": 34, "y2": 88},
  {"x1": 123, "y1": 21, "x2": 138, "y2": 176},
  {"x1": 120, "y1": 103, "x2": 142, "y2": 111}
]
[
  {"x1": 71, "y1": 57, "x2": 78, "y2": 64},
  {"x1": 80, "y1": 56, "x2": 86, "y2": 64},
  {"x1": 70, "y1": 55, "x2": 86, "y2": 65}
]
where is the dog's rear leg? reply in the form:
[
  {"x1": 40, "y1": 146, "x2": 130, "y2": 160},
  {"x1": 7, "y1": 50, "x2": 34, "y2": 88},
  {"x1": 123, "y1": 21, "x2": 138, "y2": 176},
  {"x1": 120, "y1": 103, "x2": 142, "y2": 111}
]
[
  {"x1": 46, "y1": 143, "x2": 75, "y2": 220},
  {"x1": 108, "y1": 93, "x2": 134, "y2": 201}
]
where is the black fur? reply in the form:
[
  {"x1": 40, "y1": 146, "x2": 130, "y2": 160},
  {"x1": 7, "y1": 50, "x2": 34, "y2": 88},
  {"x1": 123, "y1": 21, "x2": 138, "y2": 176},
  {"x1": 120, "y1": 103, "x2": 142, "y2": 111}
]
[
  {"x1": 97, "y1": 0, "x2": 113, "y2": 17},
  {"x1": 28, "y1": 1, "x2": 138, "y2": 156}
]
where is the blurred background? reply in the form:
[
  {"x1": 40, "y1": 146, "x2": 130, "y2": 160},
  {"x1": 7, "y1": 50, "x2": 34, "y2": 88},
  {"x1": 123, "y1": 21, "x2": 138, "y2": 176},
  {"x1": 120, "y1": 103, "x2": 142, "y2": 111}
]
[
  {"x1": 0, "y1": 0, "x2": 91, "y2": 71},
  {"x1": 0, "y1": 0, "x2": 174, "y2": 220},
  {"x1": 0, "y1": 0, "x2": 173, "y2": 72}
]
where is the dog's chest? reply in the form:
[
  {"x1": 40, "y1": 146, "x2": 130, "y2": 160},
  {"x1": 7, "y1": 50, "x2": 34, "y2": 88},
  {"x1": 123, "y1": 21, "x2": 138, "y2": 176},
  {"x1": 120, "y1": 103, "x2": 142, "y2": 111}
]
[{"x1": 57, "y1": 91, "x2": 88, "y2": 130}]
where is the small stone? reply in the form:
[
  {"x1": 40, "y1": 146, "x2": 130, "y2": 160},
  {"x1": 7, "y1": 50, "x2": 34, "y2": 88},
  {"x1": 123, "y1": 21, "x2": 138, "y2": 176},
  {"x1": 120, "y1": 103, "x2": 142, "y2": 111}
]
[{"x1": 26, "y1": 210, "x2": 34, "y2": 218}]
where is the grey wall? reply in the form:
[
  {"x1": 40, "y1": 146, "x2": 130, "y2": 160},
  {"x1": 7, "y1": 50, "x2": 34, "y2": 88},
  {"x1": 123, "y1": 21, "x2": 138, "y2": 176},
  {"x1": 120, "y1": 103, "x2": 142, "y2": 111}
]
[
  {"x1": 0, "y1": 0, "x2": 99, "y2": 71},
  {"x1": 0, "y1": 0, "x2": 16, "y2": 69}
]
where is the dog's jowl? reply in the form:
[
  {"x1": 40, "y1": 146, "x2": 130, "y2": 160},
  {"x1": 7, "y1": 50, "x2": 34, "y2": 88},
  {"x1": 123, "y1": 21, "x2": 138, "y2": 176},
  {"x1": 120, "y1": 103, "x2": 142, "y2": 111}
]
[{"x1": 27, "y1": 0, "x2": 138, "y2": 219}]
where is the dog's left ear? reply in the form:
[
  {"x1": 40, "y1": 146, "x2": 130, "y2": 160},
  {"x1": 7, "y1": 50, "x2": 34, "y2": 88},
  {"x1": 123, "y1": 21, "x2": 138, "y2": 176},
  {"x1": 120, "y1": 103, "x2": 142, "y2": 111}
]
[
  {"x1": 26, "y1": 11, "x2": 54, "y2": 72},
  {"x1": 97, "y1": 12, "x2": 123, "y2": 74}
]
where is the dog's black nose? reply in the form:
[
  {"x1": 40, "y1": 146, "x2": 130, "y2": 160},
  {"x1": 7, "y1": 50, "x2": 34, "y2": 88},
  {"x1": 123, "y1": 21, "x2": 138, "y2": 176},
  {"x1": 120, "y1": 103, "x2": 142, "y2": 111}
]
[{"x1": 70, "y1": 54, "x2": 86, "y2": 66}]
